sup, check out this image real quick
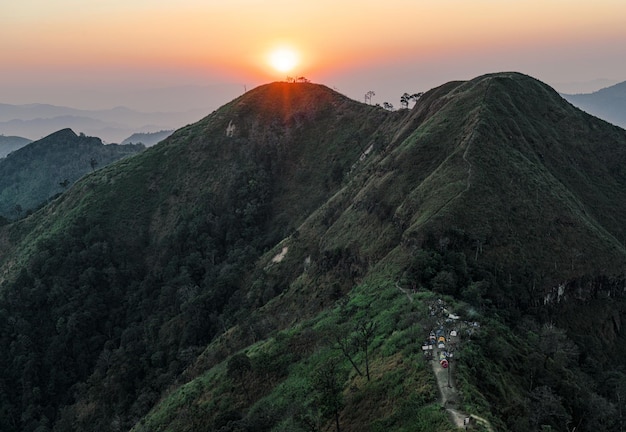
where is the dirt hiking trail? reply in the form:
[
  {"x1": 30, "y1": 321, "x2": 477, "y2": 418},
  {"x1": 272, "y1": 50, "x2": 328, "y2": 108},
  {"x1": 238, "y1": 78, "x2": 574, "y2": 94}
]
[{"x1": 396, "y1": 284, "x2": 494, "y2": 431}]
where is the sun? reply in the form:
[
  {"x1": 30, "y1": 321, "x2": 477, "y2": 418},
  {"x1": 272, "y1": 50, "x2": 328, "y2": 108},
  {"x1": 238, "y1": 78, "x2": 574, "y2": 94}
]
[{"x1": 268, "y1": 47, "x2": 299, "y2": 73}]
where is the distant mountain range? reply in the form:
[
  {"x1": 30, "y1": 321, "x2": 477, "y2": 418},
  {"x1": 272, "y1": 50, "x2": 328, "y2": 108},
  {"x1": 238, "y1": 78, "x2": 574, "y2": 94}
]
[
  {"x1": 562, "y1": 80, "x2": 626, "y2": 128},
  {"x1": 0, "y1": 103, "x2": 207, "y2": 143}
]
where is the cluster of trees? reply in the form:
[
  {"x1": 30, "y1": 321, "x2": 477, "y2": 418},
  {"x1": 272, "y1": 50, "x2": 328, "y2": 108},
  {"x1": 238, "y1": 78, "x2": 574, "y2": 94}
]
[
  {"x1": 286, "y1": 76, "x2": 311, "y2": 83},
  {"x1": 363, "y1": 91, "x2": 423, "y2": 110},
  {"x1": 459, "y1": 313, "x2": 626, "y2": 431},
  {"x1": 400, "y1": 92, "x2": 424, "y2": 109}
]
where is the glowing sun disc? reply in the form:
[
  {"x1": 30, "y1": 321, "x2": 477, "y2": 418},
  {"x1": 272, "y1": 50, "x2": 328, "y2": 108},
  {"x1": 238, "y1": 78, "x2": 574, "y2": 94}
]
[{"x1": 269, "y1": 48, "x2": 298, "y2": 73}]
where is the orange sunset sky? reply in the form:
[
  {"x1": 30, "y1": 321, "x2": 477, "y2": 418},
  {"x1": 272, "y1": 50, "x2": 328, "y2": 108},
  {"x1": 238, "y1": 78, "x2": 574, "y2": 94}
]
[{"x1": 2, "y1": 0, "x2": 626, "y2": 111}]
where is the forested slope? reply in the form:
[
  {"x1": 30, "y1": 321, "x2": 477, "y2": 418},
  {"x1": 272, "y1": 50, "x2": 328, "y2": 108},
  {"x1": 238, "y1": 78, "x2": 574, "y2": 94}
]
[
  {"x1": 0, "y1": 128, "x2": 143, "y2": 219},
  {"x1": 1, "y1": 74, "x2": 626, "y2": 431}
]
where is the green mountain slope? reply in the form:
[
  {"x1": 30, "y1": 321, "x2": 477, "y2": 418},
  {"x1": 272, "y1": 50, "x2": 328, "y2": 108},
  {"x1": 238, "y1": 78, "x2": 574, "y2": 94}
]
[
  {"x1": 0, "y1": 128, "x2": 144, "y2": 219},
  {"x1": 1, "y1": 74, "x2": 626, "y2": 432},
  {"x1": 263, "y1": 73, "x2": 626, "y2": 307}
]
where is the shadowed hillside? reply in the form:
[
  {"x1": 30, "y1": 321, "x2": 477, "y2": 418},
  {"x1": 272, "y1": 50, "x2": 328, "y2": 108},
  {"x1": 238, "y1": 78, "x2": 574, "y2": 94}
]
[
  {"x1": 1, "y1": 75, "x2": 626, "y2": 432},
  {"x1": 0, "y1": 128, "x2": 144, "y2": 219}
]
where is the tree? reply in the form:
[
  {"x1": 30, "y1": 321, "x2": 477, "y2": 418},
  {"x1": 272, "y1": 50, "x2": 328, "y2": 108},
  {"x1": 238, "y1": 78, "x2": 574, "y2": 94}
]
[
  {"x1": 334, "y1": 320, "x2": 376, "y2": 381},
  {"x1": 432, "y1": 270, "x2": 457, "y2": 295},
  {"x1": 335, "y1": 330, "x2": 363, "y2": 378},
  {"x1": 90, "y1": 158, "x2": 98, "y2": 171},
  {"x1": 383, "y1": 102, "x2": 394, "y2": 111},
  {"x1": 528, "y1": 386, "x2": 571, "y2": 430},
  {"x1": 312, "y1": 358, "x2": 344, "y2": 432},
  {"x1": 364, "y1": 91, "x2": 375, "y2": 105},
  {"x1": 227, "y1": 353, "x2": 253, "y2": 403},
  {"x1": 400, "y1": 93, "x2": 410, "y2": 109},
  {"x1": 59, "y1": 179, "x2": 70, "y2": 189},
  {"x1": 355, "y1": 320, "x2": 376, "y2": 381},
  {"x1": 538, "y1": 323, "x2": 578, "y2": 369},
  {"x1": 410, "y1": 92, "x2": 424, "y2": 105}
]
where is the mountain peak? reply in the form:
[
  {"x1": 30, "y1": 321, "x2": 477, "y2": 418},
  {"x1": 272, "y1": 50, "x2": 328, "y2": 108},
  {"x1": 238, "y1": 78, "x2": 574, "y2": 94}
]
[
  {"x1": 394, "y1": 71, "x2": 626, "y2": 281},
  {"x1": 227, "y1": 81, "x2": 353, "y2": 122},
  {"x1": 44, "y1": 128, "x2": 78, "y2": 140}
]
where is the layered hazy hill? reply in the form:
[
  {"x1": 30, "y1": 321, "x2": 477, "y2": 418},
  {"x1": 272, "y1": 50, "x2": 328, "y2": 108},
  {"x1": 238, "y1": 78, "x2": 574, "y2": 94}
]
[
  {"x1": 120, "y1": 129, "x2": 174, "y2": 146},
  {"x1": 0, "y1": 134, "x2": 31, "y2": 158},
  {"x1": 1, "y1": 74, "x2": 626, "y2": 432},
  {"x1": 563, "y1": 80, "x2": 626, "y2": 128},
  {"x1": 0, "y1": 128, "x2": 144, "y2": 219}
]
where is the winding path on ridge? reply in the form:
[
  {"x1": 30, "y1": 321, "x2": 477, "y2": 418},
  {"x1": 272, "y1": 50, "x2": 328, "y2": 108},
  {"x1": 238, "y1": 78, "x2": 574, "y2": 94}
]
[
  {"x1": 395, "y1": 283, "x2": 494, "y2": 431},
  {"x1": 431, "y1": 342, "x2": 466, "y2": 429}
]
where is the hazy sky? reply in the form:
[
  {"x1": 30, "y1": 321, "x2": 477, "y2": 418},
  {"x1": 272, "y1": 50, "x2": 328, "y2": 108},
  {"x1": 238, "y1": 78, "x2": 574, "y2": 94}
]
[{"x1": 2, "y1": 0, "x2": 626, "y2": 111}]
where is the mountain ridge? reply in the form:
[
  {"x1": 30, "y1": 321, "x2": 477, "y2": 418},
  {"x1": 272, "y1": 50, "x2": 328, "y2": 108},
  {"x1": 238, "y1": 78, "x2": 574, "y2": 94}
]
[
  {"x1": 1, "y1": 73, "x2": 626, "y2": 431},
  {"x1": 0, "y1": 128, "x2": 144, "y2": 220}
]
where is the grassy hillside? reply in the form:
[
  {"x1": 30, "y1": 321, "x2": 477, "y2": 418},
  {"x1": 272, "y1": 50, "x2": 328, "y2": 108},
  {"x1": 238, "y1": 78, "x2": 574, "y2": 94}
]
[
  {"x1": 259, "y1": 73, "x2": 626, "y2": 308},
  {"x1": 0, "y1": 82, "x2": 397, "y2": 432},
  {"x1": 0, "y1": 128, "x2": 144, "y2": 219},
  {"x1": 1, "y1": 75, "x2": 626, "y2": 432}
]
